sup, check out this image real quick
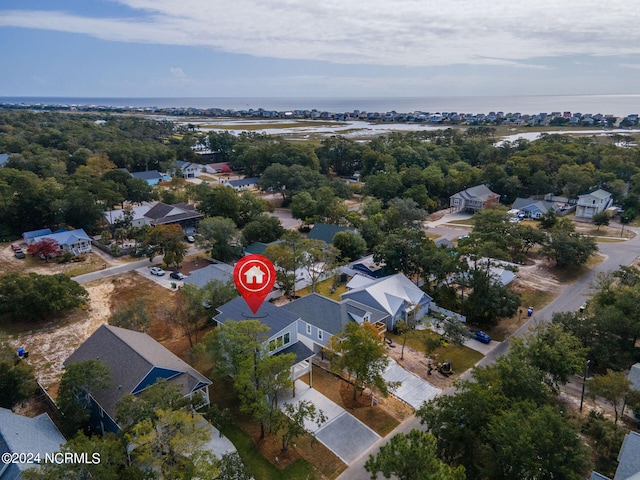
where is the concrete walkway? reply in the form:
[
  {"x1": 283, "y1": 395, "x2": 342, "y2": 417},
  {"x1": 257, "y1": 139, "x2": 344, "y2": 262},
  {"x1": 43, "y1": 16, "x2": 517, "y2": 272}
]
[
  {"x1": 382, "y1": 359, "x2": 441, "y2": 410},
  {"x1": 280, "y1": 380, "x2": 381, "y2": 465}
]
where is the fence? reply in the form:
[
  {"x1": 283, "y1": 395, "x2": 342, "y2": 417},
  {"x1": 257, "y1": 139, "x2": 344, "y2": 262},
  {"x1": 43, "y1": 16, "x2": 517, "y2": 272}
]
[{"x1": 430, "y1": 304, "x2": 467, "y2": 323}]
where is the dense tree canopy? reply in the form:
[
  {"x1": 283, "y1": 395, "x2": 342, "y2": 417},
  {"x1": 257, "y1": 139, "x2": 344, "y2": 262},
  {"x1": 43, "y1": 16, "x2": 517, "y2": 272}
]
[{"x1": 0, "y1": 272, "x2": 88, "y2": 322}]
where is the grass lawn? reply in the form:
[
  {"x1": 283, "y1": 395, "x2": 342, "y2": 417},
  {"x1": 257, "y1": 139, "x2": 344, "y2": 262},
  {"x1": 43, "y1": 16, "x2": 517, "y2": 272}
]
[
  {"x1": 297, "y1": 278, "x2": 348, "y2": 301},
  {"x1": 385, "y1": 329, "x2": 483, "y2": 373},
  {"x1": 445, "y1": 218, "x2": 475, "y2": 226}
]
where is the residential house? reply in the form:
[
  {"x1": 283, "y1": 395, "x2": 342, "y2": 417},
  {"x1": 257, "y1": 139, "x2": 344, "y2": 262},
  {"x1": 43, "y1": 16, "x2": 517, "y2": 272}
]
[
  {"x1": 184, "y1": 263, "x2": 234, "y2": 289},
  {"x1": 64, "y1": 324, "x2": 212, "y2": 434},
  {"x1": 22, "y1": 228, "x2": 92, "y2": 256},
  {"x1": 449, "y1": 184, "x2": 500, "y2": 212},
  {"x1": 143, "y1": 202, "x2": 203, "y2": 234},
  {"x1": 214, "y1": 297, "x2": 315, "y2": 386},
  {"x1": 244, "y1": 240, "x2": 282, "y2": 256},
  {"x1": 511, "y1": 197, "x2": 558, "y2": 219},
  {"x1": 282, "y1": 293, "x2": 389, "y2": 355},
  {"x1": 341, "y1": 273, "x2": 432, "y2": 330},
  {"x1": 203, "y1": 162, "x2": 232, "y2": 174},
  {"x1": 104, "y1": 202, "x2": 203, "y2": 234},
  {"x1": 0, "y1": 408, "x2": 66, "y2": 480},
  {"x1": 590, "y1": 431, "x2": 640, "y2": 480},
  {"x1": 130, "y1": 170, "x2": 169, "y2": 186},
  {"x1": 224, "y1": 177, "x2": 259, "y2": 191},
  {"x1": 22, "y1": 228, "x2": 53, "y2": 244},
  {"x1": 343, "y1": 254, "x2": 386, "y2": 279},
  {"x1": 307, "y1": 223, "x2": 355, "y2": 245},
  {"x1": 576, "y1": 189, "x2": 613, "y2": 219},
  {"x1": 103, "y1": 204, "x2": 155, "y2": 227},
  {"x1": 171, "y1": 161, "x2": 202, "y2": 179}
]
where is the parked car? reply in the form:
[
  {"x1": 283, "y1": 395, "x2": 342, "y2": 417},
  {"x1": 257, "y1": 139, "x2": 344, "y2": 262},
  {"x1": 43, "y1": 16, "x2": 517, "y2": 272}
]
[
  {"x1": 150, "y1": 267, "x2": 166, "y2": 276},
  {"x1": 169, "y1": 271, "x2": 185, "y2": 280},
  {"x1": 10, "y1": 244, "x2": 22, "y2": 251},
  {"x1": 185, "y1": 235, "x2": 195, "y2": 243},
  {"x1": 469, "y1": 329, "x2": 491, "y2": 344},
  {"x1": 14, "y1": 250, "x2": 26, "y2": 259}
]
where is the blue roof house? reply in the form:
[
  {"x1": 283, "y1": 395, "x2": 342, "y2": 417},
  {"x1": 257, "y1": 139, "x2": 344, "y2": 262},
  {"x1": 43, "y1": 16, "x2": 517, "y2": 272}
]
[
  {"x1": 130, "y1": 170, "x2": 170, "y2": 186},
  {"x1": 23, "y1": 228, "x2": 92, "y2": 255},
  {"x1": 0, "y1": 408, "x2": 66, "y2": 480}
]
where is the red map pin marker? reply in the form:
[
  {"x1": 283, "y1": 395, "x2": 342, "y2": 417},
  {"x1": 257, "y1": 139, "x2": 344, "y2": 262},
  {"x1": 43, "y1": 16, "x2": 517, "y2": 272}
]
[{"x1": 233, "y1": 254, "x2": 277, "y2": 314}]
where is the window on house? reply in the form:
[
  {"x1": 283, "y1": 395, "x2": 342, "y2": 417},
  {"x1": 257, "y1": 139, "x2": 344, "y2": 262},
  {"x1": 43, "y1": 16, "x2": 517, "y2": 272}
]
[
  {"x1": 318, "y1": 330, "x2": 323, "y2": 340},
  {"x1": 277, "y1": 336, "x2": 283, "y2": 348},
  {"x1": 306, "y1": 323, "x2": 312, "y2": 335},
  {"x1": 269, "y1": 340, "x2": 276, "y2": 351},
  {"x1": 284, "y1": 332, "x2": 290, "y2": 344},
  {"x1": 453, "y1": 198, "x2": 460, "y2": 205}
]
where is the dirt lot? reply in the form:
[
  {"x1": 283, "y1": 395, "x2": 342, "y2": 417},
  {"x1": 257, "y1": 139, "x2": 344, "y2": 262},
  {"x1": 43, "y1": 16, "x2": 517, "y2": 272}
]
[{"x1": 4, "y1": 272, "x2": 181, "y2": 397}]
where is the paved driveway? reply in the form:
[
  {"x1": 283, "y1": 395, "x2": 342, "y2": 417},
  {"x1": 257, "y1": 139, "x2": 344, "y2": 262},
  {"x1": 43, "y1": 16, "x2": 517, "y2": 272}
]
[
  {"x1": 383, "y1": 359, "x2": 441, "y2": 410},
  {"x1": 280, "y1": 380, "x2": 380, "y2": 465}
]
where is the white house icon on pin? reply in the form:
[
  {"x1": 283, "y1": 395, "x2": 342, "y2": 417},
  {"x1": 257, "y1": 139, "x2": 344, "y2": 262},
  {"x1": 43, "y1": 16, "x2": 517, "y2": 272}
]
[{"x1": 244, "y1": 265, "x2": 265, "y2": 284}]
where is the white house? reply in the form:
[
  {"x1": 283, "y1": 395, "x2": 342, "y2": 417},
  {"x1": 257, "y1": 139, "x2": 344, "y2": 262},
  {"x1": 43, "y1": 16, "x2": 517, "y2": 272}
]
[
  {"x1": 575, "y1": 189, "x2": 613, "y2": 219},
  {"x1": 22, "y1": 228, "x2": 92, "y2": 256},
  {"x1": 172, "y1": 161, "x2": 202, "y2": 179}
]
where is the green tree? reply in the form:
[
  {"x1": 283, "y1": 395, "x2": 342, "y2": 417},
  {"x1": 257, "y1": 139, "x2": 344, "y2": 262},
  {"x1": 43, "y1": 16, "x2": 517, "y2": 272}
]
[
  {"x1": 23, "y1": 432, "x2": 146, "y2": 480},
  {"x1": 273, "y1": 400, "x2": 327, "y2": 452},
  {"x1": 264, "y1": 231, "x2": 305, "y2": 297},
  {"x1": 333, "y1": 230, "x2": 367, "y2": 262},
  {"x1": 197, "y1": 216, "x2": 241, "y2": 262},
  {"x1": 481, "y1": 402, "x2": 590, "y2": 480},
  {"x1": 329, "y1": 323, "x2": 397, "y2": 400},
  {"x1": 0, "y1": 272, "x2": 88, "y2": 322},
  {"x1": 199, "y1": 186, "x2": 240, "y2": 223},
  {"x1": 510, "y1": 323, "x2": 585, "y2": 390},
  {"x1": 203, "y1": 320, "x2": 295, "y2": 439},
  {"x1": 57, "y1": 360, "x2": 111, "y2": 436},
  {"x1": 241, "y1": 214, "x2": 284, "y2": 245},
  {"x1": 542, "y1": 221, "x2": 598, "y2": 268},
  {"x1": 592, "y1": 211, "x2": 610, "y2": 231},
  {"x1": 115, "y1": 379, "x2": 194, "y2": 430},
  {"x1": 365, "y1": 429, "x2": 466, "y2": 480},
  {"x1": 143, "y1": 223, "x2": 188, "y2": 268},
  {"x1": 201, "y1": 279, "x2": 238, "y2": 311},
  {"x1": 462, "y1": 262, "x2": 521, "y2": 328},
  {"x1": 539, "y1": 208, "x2": 558, "y2": 229},
  {"x1": 108, "y1": 298, "x2": 151, "y2": 333},
  {"x1": 0, "y1": 336, "x2": 37, "y2": 409},
  {"x1": 126, "y1": 408, "x2": 218, "y2": 480},
  {"x1": 298, "y1": 238, "x2": 339, "y2": 293},
  {"x1": 588, "y1": 369, "x2": 633, "y2": 424}
]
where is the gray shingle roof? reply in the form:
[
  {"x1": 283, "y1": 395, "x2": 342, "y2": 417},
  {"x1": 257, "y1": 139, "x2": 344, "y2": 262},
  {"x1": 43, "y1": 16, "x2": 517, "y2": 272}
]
[
  {"x1": 453, "y1": 184, "x2": 497, "y2": 202},
  {"x1": 0, "y1": 408, "x2": 65, "y2": 475},
  {"x1": 215, "y1": 297, "x2": 299, "y2": 335},
  {"x1": 275, "y1": 341, "x2": 315, "y2": 365},
  {"x1": 64, "y1": 325, "x2": 211, "y2": 420},
  {"x1": 144, "y1": 202, "x2": 203, "y2": 225},
  {"x1": 228, "y1": 177, "x2": 259, "y2": 187},
  {"x1": 183, "y1": 264, "x2": 234, "y2": 289},
  {"x1": 282, "y1": 293, "x2": 388, "y2": 335},
  {"x1": 629, "y1": 363, "x2": 640, "y2": 391},
  {"x1": 130, "y1": 170, "x2": 164, "y2": 181}
]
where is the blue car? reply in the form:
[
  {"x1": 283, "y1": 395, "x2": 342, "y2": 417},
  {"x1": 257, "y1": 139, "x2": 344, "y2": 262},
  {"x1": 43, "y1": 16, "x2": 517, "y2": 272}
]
[{"x1": 469, "y1": 329, "x2": 491, "y2": 344}]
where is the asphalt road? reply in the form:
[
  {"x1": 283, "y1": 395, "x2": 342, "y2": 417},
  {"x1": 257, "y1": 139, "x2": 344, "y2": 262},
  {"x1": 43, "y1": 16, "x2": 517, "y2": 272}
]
[{"x1": 338, "y1": 224, "x2": 640, "y2": 480}]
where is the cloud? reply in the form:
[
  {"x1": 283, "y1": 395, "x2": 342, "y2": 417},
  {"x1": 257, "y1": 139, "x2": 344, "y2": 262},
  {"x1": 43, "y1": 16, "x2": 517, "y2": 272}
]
[
  {"x1": 170, "y1": 67, "x2": 186, "y2": 78},
  {"x1": 619, "y1": 63, "x2": 640, "y2": 70},
  {"x1": 1, "y1": 1, "x2": 639, "y2": 67}
]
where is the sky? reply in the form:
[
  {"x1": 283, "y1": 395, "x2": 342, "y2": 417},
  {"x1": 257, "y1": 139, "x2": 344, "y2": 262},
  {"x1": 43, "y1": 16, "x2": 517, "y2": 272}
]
[{"x1": 1, "y1": 0, "x2": 640, "y2": 99}]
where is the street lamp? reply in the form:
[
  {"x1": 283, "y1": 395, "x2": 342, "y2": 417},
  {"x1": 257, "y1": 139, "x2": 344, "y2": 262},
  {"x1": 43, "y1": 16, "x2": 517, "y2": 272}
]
[{"x1": 580, "y1": 359, "x2": 591, "y2": 412}]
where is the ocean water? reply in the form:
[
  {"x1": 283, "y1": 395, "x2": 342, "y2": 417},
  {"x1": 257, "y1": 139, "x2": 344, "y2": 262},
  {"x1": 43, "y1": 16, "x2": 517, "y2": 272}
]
[{"x1": 2, "y1": 95, "x2": 640, "y2": 117}]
